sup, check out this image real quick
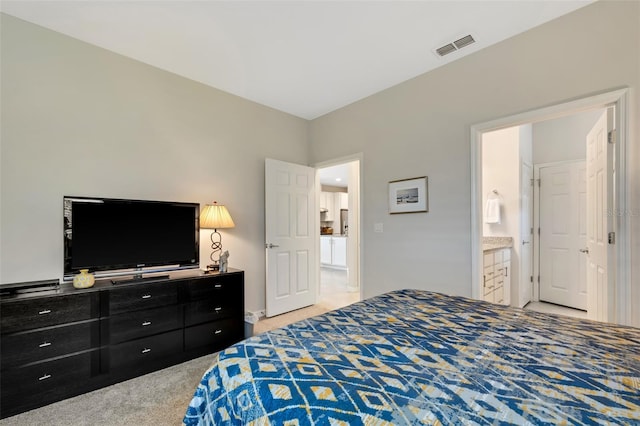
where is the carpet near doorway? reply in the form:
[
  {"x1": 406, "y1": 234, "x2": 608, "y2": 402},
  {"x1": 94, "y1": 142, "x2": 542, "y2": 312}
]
[{"x1": 0, "y1": 304, "x2": 336, "y2": 426}]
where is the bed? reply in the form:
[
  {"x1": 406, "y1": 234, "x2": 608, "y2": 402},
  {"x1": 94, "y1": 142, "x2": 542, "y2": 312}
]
[{"x1": 183, "y1": 289, "x2": 640, "y2": 425}]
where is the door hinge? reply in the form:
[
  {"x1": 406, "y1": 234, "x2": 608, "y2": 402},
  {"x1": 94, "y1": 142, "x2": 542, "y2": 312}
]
[
  {"x1": 530, "y1": 227, "x2": 533, "y2": 235},
  {"x1": 538, "y1": 227, "x2": 540, "y2": 236},
  {"x1": 608, "y1": 232, "x2": 615, "y2": 244},
  {"x1": 530, "y1": 276, "x2": 533, "y2": 283},
  {"x1": 530, "y1": 178, "x2": 534, "y2": 186},
  {"x1": 537, "y1": 275, "x2": 540, "y2": 284},
  {"x1": 608, "y1": 129, "x2": 616, "y2": 144},
  {"x1": 537, "y1": 178, "x2": 541, "y2": 187}
]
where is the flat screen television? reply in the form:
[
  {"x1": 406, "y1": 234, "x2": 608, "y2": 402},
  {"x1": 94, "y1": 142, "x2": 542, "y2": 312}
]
[{"x1": 63, "y1": 196, "x2": 199, "y2": 281}]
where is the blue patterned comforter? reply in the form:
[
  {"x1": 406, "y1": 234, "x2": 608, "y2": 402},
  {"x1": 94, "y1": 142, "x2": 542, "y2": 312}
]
[{"x1": 183, "y1": 290, "x2": 640, "y2": 425}]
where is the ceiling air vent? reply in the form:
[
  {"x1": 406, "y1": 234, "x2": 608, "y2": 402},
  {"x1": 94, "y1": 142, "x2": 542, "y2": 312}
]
[
  {"x1": 436, "y1": 43, "x2": 456, "y2": 57},
  {"x1": 454, "y1": 34, "x2": 475, "y2": 49},
  {"x1": 435, "y1": 34, "x2": 475, "y2": 57}
]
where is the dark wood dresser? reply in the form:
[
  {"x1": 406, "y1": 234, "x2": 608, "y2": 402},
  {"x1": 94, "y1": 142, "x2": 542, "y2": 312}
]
[{"x1": 0, "y1": 269, "x2": 244, "y2": 419}]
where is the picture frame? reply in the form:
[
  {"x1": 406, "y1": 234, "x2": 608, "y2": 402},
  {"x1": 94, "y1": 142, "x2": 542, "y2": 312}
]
[{"x1": 389, "y1": 176, "x2": 428, "y2": 214}]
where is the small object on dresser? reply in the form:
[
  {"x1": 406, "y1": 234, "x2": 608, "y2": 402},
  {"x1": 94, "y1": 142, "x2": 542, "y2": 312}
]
[
  {"x1": 73, "y1": 269, "x2": 95, "y2": 289},
  {"x1": 219, "y1": 251, "x2": 229, "y2": 273}
]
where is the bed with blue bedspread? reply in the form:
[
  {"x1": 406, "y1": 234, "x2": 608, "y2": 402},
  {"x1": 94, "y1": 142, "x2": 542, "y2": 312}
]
[{"x1": 183, "y1": 289, "x2": 640, "y2": 425}]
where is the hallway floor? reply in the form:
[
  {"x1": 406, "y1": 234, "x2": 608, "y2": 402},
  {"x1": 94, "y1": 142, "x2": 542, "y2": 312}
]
[
  {"x1": 318, "y1": 267, "x2": 360, "y2": 310},
  {"x1": 524, "y1": 300, "x2": 588, "y2": 319}
]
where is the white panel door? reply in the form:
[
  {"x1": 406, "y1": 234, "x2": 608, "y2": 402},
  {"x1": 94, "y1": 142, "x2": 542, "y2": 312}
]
[
  {"x1": 265, "y1": 158, "x2": 317, "y2": 317},
  {"x1": 539, "y1": 161, "x2": 587, "y2": 310},
  {"x1": 586, "y1": 110, "x2": 612, "y2": 322},
  {"x1": 519, "y1": 162, "x2": 533, "y2": 308}
]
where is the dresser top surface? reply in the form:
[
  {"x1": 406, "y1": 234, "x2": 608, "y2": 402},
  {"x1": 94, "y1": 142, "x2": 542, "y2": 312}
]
[{"x1": 0, "y1": 268, "x2": 243, "y2": 302}]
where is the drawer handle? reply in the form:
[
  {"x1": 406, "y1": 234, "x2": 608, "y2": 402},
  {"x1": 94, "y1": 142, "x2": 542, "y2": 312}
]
[
  {"x1": 38, "y1": 374, "x2": 52, "y2": 381},
  {"x1": 141, "y1": 348, "x2": 151, "y2": 354},
  {"x1": 38, "y1": 309, "x2": 52, "y2": 315},
  {"x1": 141, "y1": 294, "x2": 152, "y2": 299},
  {"x1": 214, "y1": 284, "x2": 222, "y2": 288},
  {"x1": 214, "y1": 307, "x2": 222, "y2": 312},
  {"x1": 214, "y1": 329, "x2": 222, "y2": 335},
  {"x1": 39, "y1": 342, "x2": 52, "y2": 348},
  {"x1": 142, "y1": 321, "x2": 152, "y2": 326}
]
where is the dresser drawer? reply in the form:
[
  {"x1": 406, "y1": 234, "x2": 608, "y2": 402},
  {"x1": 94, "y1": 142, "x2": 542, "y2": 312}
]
[
  {"x1": 493, "y1": 282, "x2": 505, "y2": 304},
  {"x1": 1, "y1": 321, "x2": 98, "y2": 369},
  {"x1": 184, "y1": 274, "x2": 242, "y2": 301},
  {"x1": 184, "y1": 319, "x2": 242, "y2": 352},
  {"x1": 1, "y1": 352, "x2": 93, "y2": 406},
  {"x1": 483, "y1": 276, "x2": 495, "y2": 296},
  {"x1": 1, "y1": 293, "x2": 96, "y2": 334},
  {"x1": 185, "y1": 298, "x2": 242, "y2": 326},
  {"x1": 109, "y1": 330, "x2": 182, "y2": 370},
  {"x1": 108, "y1": 305, "x2": 183, "y2": 344},
  {"x1": 109, "y1": 283, "x2": 178, "y2": 315}
]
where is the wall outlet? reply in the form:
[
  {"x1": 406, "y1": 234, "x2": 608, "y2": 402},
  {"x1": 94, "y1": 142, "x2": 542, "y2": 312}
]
[
  {"x1": 252, "y1": 309, "x2": 266, "y2": 319},
  {"x1": 374, "y1": 223, "x2": 384, "y2": 233}
]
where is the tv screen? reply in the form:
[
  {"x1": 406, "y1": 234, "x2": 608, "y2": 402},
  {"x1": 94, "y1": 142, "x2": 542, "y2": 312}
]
[{"x1": 64, "y1": 196, "x2": 199, "y2": 279}]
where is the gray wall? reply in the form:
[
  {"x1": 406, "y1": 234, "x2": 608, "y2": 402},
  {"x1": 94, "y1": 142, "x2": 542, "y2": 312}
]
[
  {"x1": 0, "y1": 14, "x2": 309, "y2": 313},
  {"x1": 308, "y1": 0, "x2": 639, "y2": 324},
  {"x1": 533, "y1": 109, "x2": 602, "y2": 164}
]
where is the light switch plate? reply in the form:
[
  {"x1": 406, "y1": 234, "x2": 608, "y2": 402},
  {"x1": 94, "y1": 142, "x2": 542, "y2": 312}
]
[{"x1": 374, "y1": 223, "x2": 383, "y2": 233}]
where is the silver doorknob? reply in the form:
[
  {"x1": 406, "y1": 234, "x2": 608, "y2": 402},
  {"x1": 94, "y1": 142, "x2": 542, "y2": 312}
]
[
  {"x1": 579, "y1": 248, "x2": 589, "y2": 254},
  {"x1": 265, "y1": 243, "x2": 280, "y2": 249}
]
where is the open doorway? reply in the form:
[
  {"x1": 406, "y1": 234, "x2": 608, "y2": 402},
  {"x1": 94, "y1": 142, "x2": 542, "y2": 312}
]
[
  {"x1": 471, "y1": 89, "x2": 631, "y2": 325},
  {"x1": 481, "y1": 108, "x2": 604, "y2": 318},
  {"x1": 316, "y1": 158, "x2": 361, "y2": 310}
]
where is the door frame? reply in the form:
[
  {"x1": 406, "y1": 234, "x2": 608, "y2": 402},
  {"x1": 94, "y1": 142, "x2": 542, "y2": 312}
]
[
  {"x1": 314, "y1": 153, "x2": 363, "y2": 301},
  {"x1": 520, "y1": 161, "x2": 534, "y2": 308},
  {"x1": 470, "y1": 88, "x2": 630, "y2": 325}
]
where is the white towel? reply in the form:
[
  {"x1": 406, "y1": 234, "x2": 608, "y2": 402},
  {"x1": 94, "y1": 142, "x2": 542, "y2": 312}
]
[{"x1": 485, "y1": 198, "x2": 501, "y2": 224}]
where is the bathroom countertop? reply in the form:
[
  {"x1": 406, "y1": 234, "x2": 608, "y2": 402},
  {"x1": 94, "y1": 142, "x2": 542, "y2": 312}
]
[{"x1": 482, "y1": 236, "x2": 513, "y2": 251}]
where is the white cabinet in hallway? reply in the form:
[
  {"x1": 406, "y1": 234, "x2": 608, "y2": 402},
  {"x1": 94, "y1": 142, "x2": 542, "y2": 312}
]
[
  {"x1": 483, "y1": 248, "x2": 510, "y2": 305},
  {"x1": 331, "y1": 237, "x2": 347, "y2": 267},
  {"x1": 320, "y1": 236, "x2": 347, "y2": 269},
  {"x1": 320, "y1": 236, "x2": 332, "y2": 264},
  {"x1": 320, "y1": 192, "x2": 335, "y2": 221},
  {"x1": 320, "y1": 191, "x2": 347, "y2": 222}
]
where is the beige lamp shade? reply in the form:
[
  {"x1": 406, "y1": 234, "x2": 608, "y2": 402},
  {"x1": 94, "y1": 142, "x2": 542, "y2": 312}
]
[{"x1": 200, "y1": 202, "x2": 235, "y2": 229}]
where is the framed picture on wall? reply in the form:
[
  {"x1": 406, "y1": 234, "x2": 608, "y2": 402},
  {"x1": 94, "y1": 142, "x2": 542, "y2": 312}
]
[{"x1": 389, "y1": 176, "x2": 428, "y2": 214}]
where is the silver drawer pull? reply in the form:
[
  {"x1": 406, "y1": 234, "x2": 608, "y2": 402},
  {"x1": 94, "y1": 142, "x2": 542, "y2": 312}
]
[
  {"x1": 214, "y1": 307, "x2": 222, "y2": 312},
  {"x1": 141, "y1": 348, "x2": 151, "y2": 354},
  {"x1": 214, "y1": 329, "x2": 222, "y2": 335},
  {"x1": 38, "y1": 374, "x2": 52, "y2": 381},
  {"x1": 214, "y1": 284, "x2": 222, "y2": 288},
  {"x1": 39, "y1": 342, "x2": 52, "y2": 348},
  {"x1": 142, "y1": 321, "x2": 152, "y2": 326},
  {"x1": 141, "y1": 294, "x2": 152, "y2": 299},
  {"x1": 38, "y1": 309, "x2": 52, "y2": 315}
]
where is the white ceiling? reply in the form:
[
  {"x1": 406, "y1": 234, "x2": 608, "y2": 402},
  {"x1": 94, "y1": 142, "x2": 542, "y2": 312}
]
[
  {"x1": 1, "y1": 1, "x2": 592, "y2": 120},
  {"x1": 319, "y1": 163, "x2": 350, "y2": 188}
]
